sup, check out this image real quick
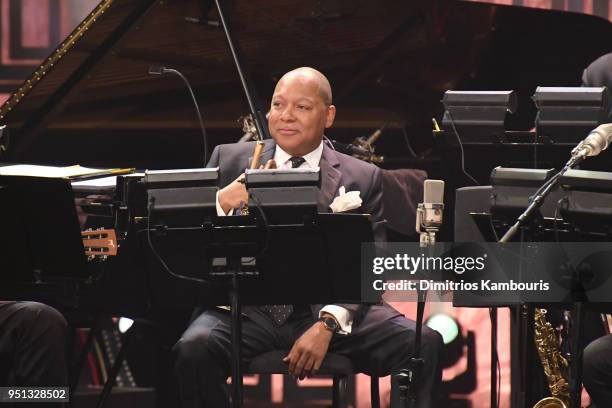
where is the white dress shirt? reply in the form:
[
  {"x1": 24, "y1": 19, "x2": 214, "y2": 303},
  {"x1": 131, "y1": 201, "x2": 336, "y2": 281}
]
[{"x1": 215, "y1": 141, "x2": 354, "y2": 334}]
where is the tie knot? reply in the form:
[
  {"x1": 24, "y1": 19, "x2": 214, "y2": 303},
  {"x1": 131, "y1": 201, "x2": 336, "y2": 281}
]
[{"x1": 289, "y1": 156, "x2": 306, "y2": 168}]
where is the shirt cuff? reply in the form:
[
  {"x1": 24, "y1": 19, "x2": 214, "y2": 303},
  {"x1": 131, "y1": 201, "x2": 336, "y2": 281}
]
[
  {"x1": 319, "y1": 305, "x2": 353, "y2": 335},
  {"x1": 216, "y1": 191, "x2": 229, "y2": 216}
]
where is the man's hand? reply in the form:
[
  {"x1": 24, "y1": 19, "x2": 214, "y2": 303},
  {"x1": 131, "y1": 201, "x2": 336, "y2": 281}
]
[
  {"x1": 283, "y1": 320, "x2": 334, "y2": 380},
  {"x1": 218, "y1": 174, "x2": 248, "y2": 214}
]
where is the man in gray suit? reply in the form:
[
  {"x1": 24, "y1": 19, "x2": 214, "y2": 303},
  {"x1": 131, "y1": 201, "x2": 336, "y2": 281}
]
[
  {"x1": 173, "y1": 67, "x2": 442, "y2": 408},
  {"x1": 582, "y1": 52, "x2": 612, "y2": 122}
]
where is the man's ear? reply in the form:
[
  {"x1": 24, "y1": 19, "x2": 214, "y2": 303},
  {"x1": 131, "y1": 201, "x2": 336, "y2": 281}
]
[{"x1": 325, "y1": 105, "x2": 336, "y2": 128}]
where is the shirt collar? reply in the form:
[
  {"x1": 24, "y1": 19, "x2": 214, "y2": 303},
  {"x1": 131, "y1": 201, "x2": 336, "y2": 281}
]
[{"x1": 274, "y1": 141, "x2": 323, "y2": 169}]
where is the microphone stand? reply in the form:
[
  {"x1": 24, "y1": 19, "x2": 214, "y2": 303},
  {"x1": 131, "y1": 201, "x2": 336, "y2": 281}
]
[
  {"x1": 499, "y1": 153, "x2": 585, "y2": 243},
  {"x1": 397, "y1": 283, "x2": 428, "y2": 408},
  {"x1": 396, "y1": 203, "x2": 442, "y2": 408},
  {"x1": 498, "y1": 151, "x2": 586, "y2": 408}
]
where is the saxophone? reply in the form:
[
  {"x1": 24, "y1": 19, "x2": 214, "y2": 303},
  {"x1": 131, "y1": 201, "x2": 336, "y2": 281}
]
[{"x1": 533, "y1": 308, "x2": 571, "y2": 408}]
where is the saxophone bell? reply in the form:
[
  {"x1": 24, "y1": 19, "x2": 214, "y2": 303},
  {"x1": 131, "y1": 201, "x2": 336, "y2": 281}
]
[{"x1": 533, "y1": 397, "x2": 568, "y2": 408}]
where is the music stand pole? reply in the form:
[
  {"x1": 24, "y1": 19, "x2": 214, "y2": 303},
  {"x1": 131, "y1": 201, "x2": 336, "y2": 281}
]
[
  {"x1": 490, "y1": 307, "x2": 498, "y2": 408},
  {"x1": 569, "y1": 302, "x2": 583, "y2": 408},
  {"x1": 228, "y1": 255, "x2": 243, "y2": 408}
]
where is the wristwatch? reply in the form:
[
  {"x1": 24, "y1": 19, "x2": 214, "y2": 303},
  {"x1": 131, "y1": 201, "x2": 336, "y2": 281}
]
[{"x1": 319, "y1": 316, "x2": 340, "y2": 333}]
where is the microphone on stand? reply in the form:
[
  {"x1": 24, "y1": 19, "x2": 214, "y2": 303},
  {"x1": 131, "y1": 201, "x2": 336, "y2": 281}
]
[
  {"x1": 416, "y1": 179, "x2": 445, "y2": 247},
  {"x1": 148, "y1": 65, "x2": 209, "y2": 165},
  {"x1": 499, "y1": 123, "x2": 611, "y2": 243},
  {"x1": 396, "y1": 179, "x2": 446, "y2": 408},
  {"x1": 571, "y1": 123, "x2": 612, "y2": 158}
]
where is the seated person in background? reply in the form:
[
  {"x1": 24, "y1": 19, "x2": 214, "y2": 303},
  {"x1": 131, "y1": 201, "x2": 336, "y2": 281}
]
[
  {"x1": 173, "y1": 67, "x2": 443, "y2": 408},
  {"x1": 583, "y1": 333, "x2": 612, "y2": 408},
  {"x1": 581, "y1": 52, "x2": 612, "y2": 122},
  {"x1": 0, "y1": 301, "x2": 67, "y2": 386}
]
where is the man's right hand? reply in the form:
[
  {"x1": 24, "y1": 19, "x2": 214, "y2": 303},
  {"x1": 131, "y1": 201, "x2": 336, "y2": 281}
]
[{"x1": 218, "y1": 173, "x2": 248, "y2": 214}]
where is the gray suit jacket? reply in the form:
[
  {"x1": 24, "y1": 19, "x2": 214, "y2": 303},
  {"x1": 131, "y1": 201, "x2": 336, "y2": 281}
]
[
  {"x1": 582, "y1": 52, "x2": 612, "y2": 123},
  {"x1": 207, "y1": 139, "x2": 386, "y2": 327}
]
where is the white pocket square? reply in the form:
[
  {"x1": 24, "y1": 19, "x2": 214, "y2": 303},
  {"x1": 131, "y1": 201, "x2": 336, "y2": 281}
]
[{"x1": 330, "y1": 186, "x2": 362, "y2": 213}]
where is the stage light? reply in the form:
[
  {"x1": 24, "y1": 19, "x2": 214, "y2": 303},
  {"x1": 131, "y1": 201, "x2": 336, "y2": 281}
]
[
  {"x1": 426, "y1": 313, "x2": 459, "y2": 345},
  {"x1": 427, "y1": 313, "x2": 477, "y2": 402},
  {"x1": 426, "y1": 313, "x2": 466, "y2": 370},
  {"x1": 118, "y1": 317, "x2": 134, "y2": 333}
]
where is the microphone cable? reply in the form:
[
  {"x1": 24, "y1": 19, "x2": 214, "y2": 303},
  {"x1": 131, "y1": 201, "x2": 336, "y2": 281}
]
[
  {"x1": 402, "y1": 126, "x2": 418, "y2": 158},
  {"x1": 145, "y1": 196, "x2": 210, "y2": 284},
  {"x1": 443, "y1": 111, "x2": 480, "y2": 186},
  {"x1": 148, "y1": 65, "x2": 209, "y2": 165}
]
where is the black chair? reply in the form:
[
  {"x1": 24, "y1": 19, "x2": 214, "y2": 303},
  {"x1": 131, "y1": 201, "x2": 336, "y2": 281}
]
[{"x1": 246, "y1": 350, "x2": 380, "y2": 408}]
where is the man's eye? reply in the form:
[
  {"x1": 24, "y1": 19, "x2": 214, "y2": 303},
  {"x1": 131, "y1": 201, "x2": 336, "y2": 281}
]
[{"x1": 297, "y1": 105, "x2": 311, "y2": 110}]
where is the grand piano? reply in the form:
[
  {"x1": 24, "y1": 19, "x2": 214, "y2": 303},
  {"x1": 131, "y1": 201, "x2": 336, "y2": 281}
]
[
  {"x1": 0, "y1": 0, "x2": 610, "y2": 305},
  {"x1": 0, "y1": 0, "x2": 610, "y2": 167},
  {"x1": 0, "y1": 0, "x2": 609, "y2": 245}
]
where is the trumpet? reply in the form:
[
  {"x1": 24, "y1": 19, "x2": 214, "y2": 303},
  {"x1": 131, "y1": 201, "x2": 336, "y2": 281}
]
[{"x1": 239, "y1": 141, "x2": 276, "y2": 215}]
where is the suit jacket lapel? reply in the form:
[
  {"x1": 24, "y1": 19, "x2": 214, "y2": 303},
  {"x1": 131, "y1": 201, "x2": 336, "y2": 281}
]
[{"x1": 318, "y1": 143, "x2": 341, "y2": 212}]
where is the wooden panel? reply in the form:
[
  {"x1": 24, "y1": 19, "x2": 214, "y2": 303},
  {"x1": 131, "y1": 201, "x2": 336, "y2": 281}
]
[
  {"x1": 468, "y1": 0, "x2": 611, "y2": 19},
  {"x1": 21, "y1": 0, "x2": 50, "y2": 48}
]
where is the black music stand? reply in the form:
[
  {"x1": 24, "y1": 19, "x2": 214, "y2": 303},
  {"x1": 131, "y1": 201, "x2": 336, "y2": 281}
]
[
  {"x1": 145, "y1": 212, "x2": 373, "y2": 408},
  {"x1": 453, "y1": 185, "x2": 508, "y2": 408},
  {"x1": 0, "y1": 175, "x2": 88, "y2": 300}
]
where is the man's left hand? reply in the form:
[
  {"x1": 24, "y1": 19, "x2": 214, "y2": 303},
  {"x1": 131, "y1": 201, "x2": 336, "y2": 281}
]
[{"x1": 283, "y1": 320, "x2": 334, "y2": 380}]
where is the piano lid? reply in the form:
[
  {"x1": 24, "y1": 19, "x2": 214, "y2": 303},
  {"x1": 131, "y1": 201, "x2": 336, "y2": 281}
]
[{"x1": 0, "y1": 0, "x2": 610, "y2": 168}]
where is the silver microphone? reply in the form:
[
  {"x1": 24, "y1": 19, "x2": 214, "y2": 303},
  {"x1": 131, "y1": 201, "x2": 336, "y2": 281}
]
[
  {"x1": 571, "y1": 123, "x2": 612, "y2": 158},
  {"x1": 416, "y1": 179, "x2": 445, "y2": 247}
]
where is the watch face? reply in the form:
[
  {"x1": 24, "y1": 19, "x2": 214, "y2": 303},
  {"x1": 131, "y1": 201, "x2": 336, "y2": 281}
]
[{"x1": 322, "y1": 317, "x2": 338, "y2": 331}]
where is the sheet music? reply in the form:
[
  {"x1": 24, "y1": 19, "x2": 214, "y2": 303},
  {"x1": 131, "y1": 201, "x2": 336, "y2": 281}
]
[
  {"x1": 0, "y1": 164, "x2": 133, "y2": 179},
  {"x1": 71, "y1": 175, "x2": 118, "y2": 187}
]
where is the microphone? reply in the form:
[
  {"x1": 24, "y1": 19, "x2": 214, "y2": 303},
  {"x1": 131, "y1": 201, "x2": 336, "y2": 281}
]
[
  {"x1": 148, "y1": 65, "x2": 167, "y2": 75},
  {"x1": 571, "y1": 123, "x2": 612, "y2": 158},
  {"x1": 416, "y1": 179, "x2": 445, "y2": 247},
  {"x1": 499, "y1": 124, "x2": 611, "y2": 243},
  {"x1": 148, "y1": 65, "x2": 209, "y2": 165}
]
